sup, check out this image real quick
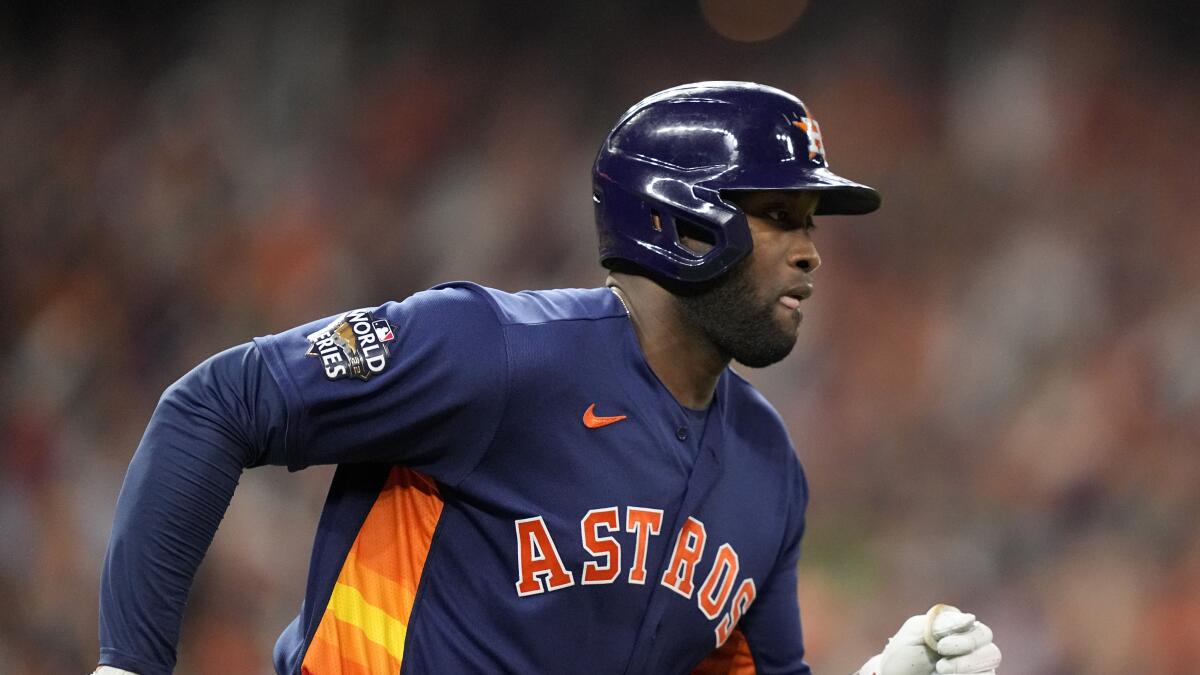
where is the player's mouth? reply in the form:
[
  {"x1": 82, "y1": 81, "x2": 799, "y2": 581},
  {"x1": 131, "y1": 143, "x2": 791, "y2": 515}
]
[{"x1": 778, "y1": 283, "x2": 813, "y2": 313}]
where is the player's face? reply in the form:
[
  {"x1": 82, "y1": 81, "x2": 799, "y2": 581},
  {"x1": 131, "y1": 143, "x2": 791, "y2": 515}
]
[{"x1": 677, "y1": 190, "x2": 821, "y2": 368}]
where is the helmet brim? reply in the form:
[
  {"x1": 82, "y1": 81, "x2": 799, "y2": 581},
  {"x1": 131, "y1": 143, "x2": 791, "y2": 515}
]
[{"x1": 718, "y1": 166, "x2": 882, "y2": 216}]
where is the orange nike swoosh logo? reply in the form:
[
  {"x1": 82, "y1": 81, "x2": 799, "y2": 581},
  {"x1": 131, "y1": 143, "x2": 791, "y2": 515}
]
[{"x1": 583, "y1": 403, "x2": 626, "y2": 429}]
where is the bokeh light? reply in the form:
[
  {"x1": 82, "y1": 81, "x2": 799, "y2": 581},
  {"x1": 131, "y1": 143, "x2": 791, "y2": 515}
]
[{"x1": 700, "y1": 0, "x2": 810, "y2": 43}]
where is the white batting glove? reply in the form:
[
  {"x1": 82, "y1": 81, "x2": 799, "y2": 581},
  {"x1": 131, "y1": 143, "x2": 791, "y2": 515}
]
[
  {"x1": 92, "y1": 667, "x2": 140, "y2": 675},
  {"x1": 856, "y1": 605, "x2": 1001, "y2": 675}
]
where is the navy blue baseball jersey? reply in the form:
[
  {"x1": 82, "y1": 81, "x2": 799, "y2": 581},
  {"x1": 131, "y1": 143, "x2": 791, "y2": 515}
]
[{"x1": 98, "y1": 283, "x2": 810, "y2": 674}]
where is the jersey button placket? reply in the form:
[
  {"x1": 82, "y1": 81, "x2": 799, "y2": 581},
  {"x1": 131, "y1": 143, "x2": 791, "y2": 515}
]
[{"x1": 675, "y1": 426, "x2": 688, "y2": 441}]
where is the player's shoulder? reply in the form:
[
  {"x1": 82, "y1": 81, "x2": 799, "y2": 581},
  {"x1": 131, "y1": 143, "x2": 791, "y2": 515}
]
[
  {"x1": 388, "y1": 282, "x2": 500, "y2": 330},
  {"x1": 721, "y1": 370, "x2": 807, "y2": 502},
  {"x1": 428, "y1": 281, "x2": 627, "y2": 327},
  {"x1": 720, "y1": 368, "x2": 796, "y2": 453}
]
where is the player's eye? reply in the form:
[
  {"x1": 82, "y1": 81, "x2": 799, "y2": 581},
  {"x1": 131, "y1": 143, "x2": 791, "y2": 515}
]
[{"x1": 764, "y1": 208, "x2": 789, "y2": 222}]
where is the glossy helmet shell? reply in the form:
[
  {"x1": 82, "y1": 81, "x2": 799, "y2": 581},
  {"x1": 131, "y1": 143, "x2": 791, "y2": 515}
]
[{"x1": 593, "y1": 81, "x2": 881, "y2": 284}]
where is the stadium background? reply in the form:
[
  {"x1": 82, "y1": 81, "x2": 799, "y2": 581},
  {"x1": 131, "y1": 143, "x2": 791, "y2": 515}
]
[{"x1": 2, "y1": 1, "x2": 1198, "y2": 672}]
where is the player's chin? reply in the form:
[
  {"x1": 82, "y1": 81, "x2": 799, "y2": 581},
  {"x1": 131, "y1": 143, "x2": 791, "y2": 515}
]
[
  {"x1": 734, "y1": 320, "x2": 800, "y2": 368},
  {"x1": 773, "y1": 302, "x2": 803, "y2": 332},
  {"x1": 735, "y1": 331, "x2": 798, "y2": 368},
  {"x1": 775, "y1": 316, "x2": 804, "y2": 352}
]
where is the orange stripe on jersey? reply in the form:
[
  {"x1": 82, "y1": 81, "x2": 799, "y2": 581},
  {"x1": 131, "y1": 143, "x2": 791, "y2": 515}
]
[
  {"x1": 302, "y1": 467, "x2": 444, "y2": 674},
  {"x1": 691, "y1": 628, "x2": 756, "y2": 675},
  {"x1": 302, "y1": 611, "x2": 396, "y2": 675}
]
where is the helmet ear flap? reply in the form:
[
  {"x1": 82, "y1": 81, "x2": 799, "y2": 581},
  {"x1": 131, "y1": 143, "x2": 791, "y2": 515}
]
[{"x1": 595, "y1": 172, "x2": 749, "y2": 285}]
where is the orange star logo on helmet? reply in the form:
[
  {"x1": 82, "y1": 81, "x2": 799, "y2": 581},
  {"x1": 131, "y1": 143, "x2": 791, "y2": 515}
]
[{"x1": 792, "y1": 117, "x2": 825, "y2": 160}]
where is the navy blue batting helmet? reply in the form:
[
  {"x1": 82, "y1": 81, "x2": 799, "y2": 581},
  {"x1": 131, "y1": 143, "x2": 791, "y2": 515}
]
[{"x1": 593, "y1": 81, "x2": 881, "y2": 285}]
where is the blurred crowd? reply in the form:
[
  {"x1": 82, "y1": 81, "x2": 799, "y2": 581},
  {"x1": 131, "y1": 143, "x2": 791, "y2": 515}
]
[{"x1": 2, "y1": 1, "x2": 1198, "y2": 673}]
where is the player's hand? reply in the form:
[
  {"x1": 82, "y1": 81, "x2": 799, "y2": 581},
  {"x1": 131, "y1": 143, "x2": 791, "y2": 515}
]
[
  {"x1": 92, "y1": 667, "x2": 140, "y2": 675},
  {"x1": 856, "y1": 605, "x2": 1001, "y2": 675}
]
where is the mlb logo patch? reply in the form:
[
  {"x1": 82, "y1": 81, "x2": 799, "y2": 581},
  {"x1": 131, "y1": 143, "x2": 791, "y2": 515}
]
[{"x1": 373, "y1": 320, "x2": 394, "y2": 342}]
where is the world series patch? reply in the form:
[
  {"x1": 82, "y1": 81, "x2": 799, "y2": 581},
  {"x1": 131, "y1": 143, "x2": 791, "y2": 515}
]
[{"x1": 305, "y1": 309, "x2": 395, "y2": 381}]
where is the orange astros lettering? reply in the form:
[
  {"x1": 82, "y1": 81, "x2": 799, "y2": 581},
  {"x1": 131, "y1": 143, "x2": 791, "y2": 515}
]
[
  {"x1": 660, "y1": 516, "x2": 707, "y2": 598},
  {"x1": 715, "y1": 578, "x2": 757, "y2": 647},
  {"x1": 514, "y1": 516, "x2": 575, "y2": 596},
  {"x1": 582, "y1": 403, "x2": 626, "y2": 429},
  {"x1": 513, "y1": 507, "x2": 758, "y2": 646},
  {"x1": 625, "y1": 507, "x2": 664, "y2": 584},
  {"x1": 580, "y1": 508, "x2": 622, "y2": 585},
  {"x1": 697, "y1": 543, "x2": 739, "y2": 620}
]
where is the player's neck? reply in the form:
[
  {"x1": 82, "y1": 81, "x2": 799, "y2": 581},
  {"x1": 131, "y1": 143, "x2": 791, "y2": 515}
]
[{"x1": 607, "y1": 274, "x2": 727, "y2": 410}]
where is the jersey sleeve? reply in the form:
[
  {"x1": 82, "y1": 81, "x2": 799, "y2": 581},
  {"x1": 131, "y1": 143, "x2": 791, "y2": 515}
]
[
  {"x1": 252, "y1": 283, "x2": 508, "y2": 484},
  {"x1": 100, "y1": 342, "x2": 290, "y2": 675},
  {"x1": 738, "y1": 456, "x2": 811, "y2": 675}
]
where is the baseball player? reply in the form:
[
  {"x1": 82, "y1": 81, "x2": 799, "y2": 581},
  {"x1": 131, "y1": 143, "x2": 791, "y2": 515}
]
[{"x1": 94, "y1": 82, "x2": 1001, "y2": 674}]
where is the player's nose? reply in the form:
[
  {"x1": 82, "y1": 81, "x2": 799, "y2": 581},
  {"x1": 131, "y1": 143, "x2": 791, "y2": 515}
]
[{"x1": 788, "y1": 237, "x2": 821, "y2": 274}]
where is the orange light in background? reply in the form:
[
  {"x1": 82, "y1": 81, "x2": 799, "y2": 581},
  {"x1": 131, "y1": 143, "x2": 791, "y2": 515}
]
[{"x1": 700, "y1": 0, "x2": 810, "y2": 43}]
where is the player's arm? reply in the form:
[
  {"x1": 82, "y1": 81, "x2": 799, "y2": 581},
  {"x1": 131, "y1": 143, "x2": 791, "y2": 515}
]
[
  {"x1": 96, "y1": 286, "x2": 508, "y2": 675},
  {"x1": 97, "y1": 342, "x2": 289, "y2": 675}
]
